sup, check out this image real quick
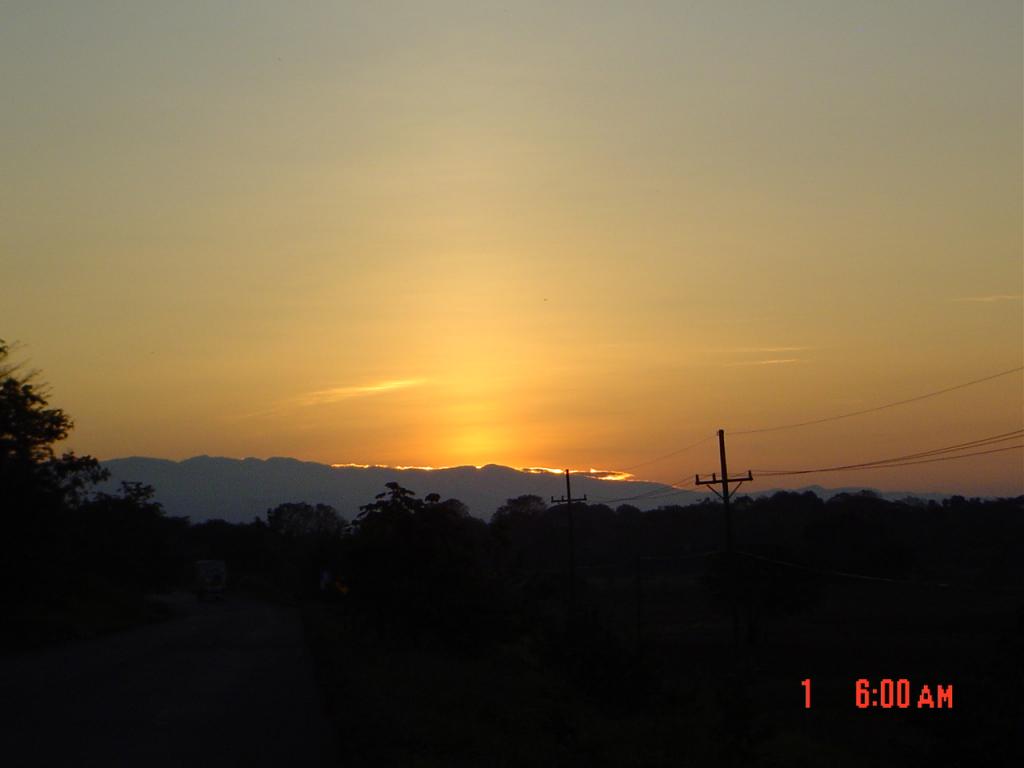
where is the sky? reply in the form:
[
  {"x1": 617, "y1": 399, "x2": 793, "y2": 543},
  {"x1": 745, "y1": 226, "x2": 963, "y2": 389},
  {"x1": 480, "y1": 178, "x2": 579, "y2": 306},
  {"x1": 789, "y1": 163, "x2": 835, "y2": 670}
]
[{"x1": 2, "y1": 1, "x2": 1021, "y2": 496}]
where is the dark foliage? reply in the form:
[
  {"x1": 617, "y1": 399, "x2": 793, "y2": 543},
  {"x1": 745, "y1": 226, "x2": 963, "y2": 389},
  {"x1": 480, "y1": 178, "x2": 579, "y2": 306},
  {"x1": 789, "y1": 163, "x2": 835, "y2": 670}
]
[
  {"x1": 0, "y1": 340, "x2": 184, "y2": 645},
  {"x1": 344, "y1": 482, "x2": 498, "y2": 647},
  {"x1": 268, "y1": 501, "x2": 346, "y2": 538}
]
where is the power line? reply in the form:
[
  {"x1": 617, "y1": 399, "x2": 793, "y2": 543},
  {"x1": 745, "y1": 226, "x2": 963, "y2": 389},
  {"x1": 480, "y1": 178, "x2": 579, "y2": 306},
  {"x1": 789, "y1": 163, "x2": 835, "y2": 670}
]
[
  {"x1": 840, "y1": 430, "x2": 1023, "y2": 465},
  {"x1": 755, "y1": 442, "x2": 1023, "y2": 479},
  {"x1": 628, "y1": 478, "x2": 700, "y2": 503},
  {"x1": 585, "y1": 448, "x2": 716, "y2": 504},
  {"x1": 732, "y1": 365, "x2": 1023, "y2": 436},
  {"x1": 754, "y1": 429, "x2": 1023, "y2": 475},
  {"x1": 828, "y1": 443, "x2": 1021, "y2": 472},
  {"x1": 616, "y1": 433, "x2": 716, "y2": 472},
  {"x1": 592, "y1": 475, "x2": 699, "y2": 505}
]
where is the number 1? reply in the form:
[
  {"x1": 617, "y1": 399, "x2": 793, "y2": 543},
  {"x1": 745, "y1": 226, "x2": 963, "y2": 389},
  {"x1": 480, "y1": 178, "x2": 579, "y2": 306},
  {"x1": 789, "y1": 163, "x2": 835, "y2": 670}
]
[{"x1": 802, "y1": 678, "x2": 811, "y2": 708}]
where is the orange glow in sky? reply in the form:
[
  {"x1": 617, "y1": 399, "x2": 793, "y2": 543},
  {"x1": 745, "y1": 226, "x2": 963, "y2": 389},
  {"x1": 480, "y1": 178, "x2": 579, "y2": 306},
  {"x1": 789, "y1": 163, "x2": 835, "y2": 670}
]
[{"x1": 1, "y1": 2, "x2": 1020, "y2": 496}]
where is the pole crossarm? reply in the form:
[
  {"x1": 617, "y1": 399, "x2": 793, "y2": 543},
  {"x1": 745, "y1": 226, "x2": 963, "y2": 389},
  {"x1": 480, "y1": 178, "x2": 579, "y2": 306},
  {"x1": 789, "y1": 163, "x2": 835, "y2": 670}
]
[{"x1": 695, "y1": 471, "x2": 752, "y2": 497}]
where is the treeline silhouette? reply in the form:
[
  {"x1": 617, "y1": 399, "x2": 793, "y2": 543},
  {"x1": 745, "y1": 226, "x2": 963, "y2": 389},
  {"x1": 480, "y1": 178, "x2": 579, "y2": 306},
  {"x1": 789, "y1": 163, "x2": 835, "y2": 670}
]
[{"x1": 4, "y1": 338, "x2": 1023, "y2": 765}]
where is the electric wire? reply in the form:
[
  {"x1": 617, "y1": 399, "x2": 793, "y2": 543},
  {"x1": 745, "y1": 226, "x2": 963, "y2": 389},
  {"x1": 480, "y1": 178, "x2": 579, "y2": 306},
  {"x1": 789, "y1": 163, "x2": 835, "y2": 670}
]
[
  {"x1": 592, "y1": 475, "x2": 700, "y2": 505},
  {"x1": 731, "y1": 365, "x2": 1023, "y2": 436},
  {"x1": 754, "y1": 428, "x2": 1023, "y2": 474},
  {"x1": 616, "y1": 433, "x2": 716, "y2": 472},
  {"x1": 754, "y1": 443, "x2": 1023, "y2": 479}
]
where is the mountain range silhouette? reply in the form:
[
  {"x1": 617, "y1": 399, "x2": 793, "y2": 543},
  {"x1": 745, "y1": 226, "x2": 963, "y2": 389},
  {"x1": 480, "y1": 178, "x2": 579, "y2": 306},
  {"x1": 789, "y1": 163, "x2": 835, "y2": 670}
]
[{"x1": 99, "y1": 456, "x2": 953, "y2": 523}]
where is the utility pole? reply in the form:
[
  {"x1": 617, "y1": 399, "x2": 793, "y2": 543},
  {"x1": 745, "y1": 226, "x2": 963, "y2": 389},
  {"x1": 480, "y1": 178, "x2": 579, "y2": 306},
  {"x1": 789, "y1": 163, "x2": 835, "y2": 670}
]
[
  {"x1": 695, "y1": 429, "x2": 753, "y2": 555},
  {"x1": 695, "y1": 429, "x2": 753, "y2": 646},
  {"x1": 552, "y1": 469, "x2": 586, "y2": 623}
]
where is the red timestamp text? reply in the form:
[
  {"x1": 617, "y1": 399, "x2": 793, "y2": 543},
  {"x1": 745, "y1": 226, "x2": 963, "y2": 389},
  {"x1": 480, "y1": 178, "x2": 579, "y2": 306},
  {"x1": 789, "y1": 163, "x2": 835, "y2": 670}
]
[
  {"x1": 800, "y1": 679, "x2": 954, "y2": 709},
  {"x1": 855, "y1": 678, "x2": 952, "y2": 709}
]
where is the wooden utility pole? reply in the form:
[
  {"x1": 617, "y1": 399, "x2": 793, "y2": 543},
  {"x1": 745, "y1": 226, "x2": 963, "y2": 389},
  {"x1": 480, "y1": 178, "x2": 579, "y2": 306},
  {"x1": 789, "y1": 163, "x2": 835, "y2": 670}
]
[
  {"x1": 695, "y1": 429, "x2": 753, "y2": 555},
  {"x1": 552, "y1": 469, "x2": 586, "y2": 622},
  {"x1": 695, "y1": 429, "x2": 753, "y2": 646}
]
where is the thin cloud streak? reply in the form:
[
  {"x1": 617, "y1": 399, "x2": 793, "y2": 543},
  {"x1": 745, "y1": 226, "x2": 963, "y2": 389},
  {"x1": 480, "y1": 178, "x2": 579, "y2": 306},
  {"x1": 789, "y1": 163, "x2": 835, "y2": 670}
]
[
  {"x1": 237, "y1": 378, "x2": 426, "y2": 419},
  {"x1": 297, "y1": 378, "x2": 426, "y2": 406},
  {"x1": 725, "y1": 358, "x2": 803, "y2": 367},
  {"x1": 734, "y1": 346, "x2": 812, "y2": 353},
  {"x1": 952, "y1": 294, "x2": 1022, "y2": 303}
]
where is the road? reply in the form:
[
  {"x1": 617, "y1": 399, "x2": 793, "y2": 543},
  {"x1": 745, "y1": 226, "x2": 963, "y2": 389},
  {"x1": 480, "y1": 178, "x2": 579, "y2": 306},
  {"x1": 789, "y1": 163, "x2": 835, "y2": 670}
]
[{"x1": 0, "y1": 595, "x2": 336, "y2": 767}]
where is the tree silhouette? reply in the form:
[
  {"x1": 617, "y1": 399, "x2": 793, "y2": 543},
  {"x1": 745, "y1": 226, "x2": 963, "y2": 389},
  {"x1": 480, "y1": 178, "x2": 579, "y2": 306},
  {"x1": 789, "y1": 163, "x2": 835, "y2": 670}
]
[
  {"x1": 267, "y1": 501, "x2": 346, "y2": 538},
  {"x1": 0, "y1": 339, "x2": 181, "y2": 642},
  {"x1": 358, "y1": 480, "x2": 422, "y2": 517},
  {"x1": 344, "y1": 482, "x2": 496, "y2": 645},
  {"x1": 0, "y1": 339, "x2": 107, "y2": 508}
]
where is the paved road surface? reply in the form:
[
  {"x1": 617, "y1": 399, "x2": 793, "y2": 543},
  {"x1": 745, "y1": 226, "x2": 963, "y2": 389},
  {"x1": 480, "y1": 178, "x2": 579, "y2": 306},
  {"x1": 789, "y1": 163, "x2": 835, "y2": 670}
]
[{"x1": 1, "y1": 595, "x2": 336, "y2": 767}]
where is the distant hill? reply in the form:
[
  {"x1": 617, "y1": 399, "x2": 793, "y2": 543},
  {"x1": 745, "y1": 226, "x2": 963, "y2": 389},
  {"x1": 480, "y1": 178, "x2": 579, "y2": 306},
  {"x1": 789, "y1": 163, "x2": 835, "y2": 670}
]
[
  {"x1": 98, "y1": 456, "x2": 955, "y2": 524},
  {"x1": 98, "y1": 456, "x2": 699, "y2": 523}
]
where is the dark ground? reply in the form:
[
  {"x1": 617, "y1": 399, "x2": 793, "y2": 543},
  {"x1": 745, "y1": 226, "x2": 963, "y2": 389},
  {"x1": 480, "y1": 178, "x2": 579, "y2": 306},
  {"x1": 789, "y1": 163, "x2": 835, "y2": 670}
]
[{"x1": 0, "y1": 594, "x2": 335, "y2": 768}]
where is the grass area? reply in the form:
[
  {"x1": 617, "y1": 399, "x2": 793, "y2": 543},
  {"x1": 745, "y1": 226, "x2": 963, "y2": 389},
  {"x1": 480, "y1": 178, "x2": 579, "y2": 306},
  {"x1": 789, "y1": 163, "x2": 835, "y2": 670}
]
[
  {"x1": 305, "y1": 601, "x2": 720, "y2": 767},
  {"x1": 301, "y1": 602, "x2": 875, "y2": 767},
  {"x1": 302, "y1": 576, "x2": 1024, "y2": 767}
]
